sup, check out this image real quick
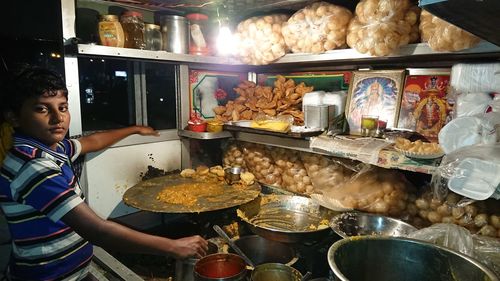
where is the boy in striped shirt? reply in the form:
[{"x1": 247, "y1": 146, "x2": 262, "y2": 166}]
[{"x1": 0, "y1": 66, "x2": 208, "y2": 280}]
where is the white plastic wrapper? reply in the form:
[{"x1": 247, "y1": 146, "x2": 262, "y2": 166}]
[
  {"x1": 438, "y1": 112, "x2": 500, "y2": 154},
  {"x1": 420, "y1": 10, "x2": 480, "y2": 52},
  {"x1": 346, "y1": 0, "x2": 420, "y2": 56},
  {"x1": 281, "y1": 2, "x2": 353, "y2": 54},
  {"x1": 233, "y1": 14, "x2": 289, "y2": 65},
  {"x1": 451, "y1": 63, "x2": 500, "y2": 93},
  {"x1": 455, "y1": 92, "x2": 493, "y2": 118}
]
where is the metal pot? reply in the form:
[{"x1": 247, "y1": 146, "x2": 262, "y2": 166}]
[
  {"x1": 327, "y1": 236, "x2": 499, "y2": 281},
  {"x1": 238, "y1": 195, "x2": 337, "y2": 243},
  {"x1": 229, "y1": 235, "x2": 298, "y2": 266},
  {"x1": 194, "y1": 253, "x2": 247, "y2": 281},
  {"x1": 250, "y1": 263, "x2": 302, "y2": 281},
  {"x1": 176, "y1": 242, "x2": 218, "y2": 281},
  {"x1": 160, "y1": 15, "x2": 189, "y2": 54}
]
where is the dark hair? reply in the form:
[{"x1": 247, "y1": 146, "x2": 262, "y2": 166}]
[{"x1": 0, "y1": 64, "x2": 68, "y2": 114}]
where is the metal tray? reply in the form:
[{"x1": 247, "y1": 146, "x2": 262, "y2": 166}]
[{"x1": 123, "y1": 174, "x2": 261, "y2": 213}]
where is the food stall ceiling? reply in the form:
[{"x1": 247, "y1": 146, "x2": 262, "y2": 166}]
[{"x1": 97, "y1": 0, "x2": 358, "y2": 23}]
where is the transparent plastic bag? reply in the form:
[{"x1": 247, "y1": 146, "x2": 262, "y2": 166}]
[
  {"x1": 222, "y1": 142, "x2": 247, "y2": 169},
  {"x1": 241, "y1": 143, "x2": 282, "y2": 186},
  {"x1": 432, "y1": 144, "x2": 500, "y2": 200},
  {"x1": 346, "y1": 0, "x2": 420, "y2": 56},
  {"x1": 300, "y1": 152, "x2": 355, "y2": 194},
  {"x1": 408, "y1": 223, "x2": 500, "y2": 276},
  {"x1": 270, "y1": 148, "x2": 312, "y2": 194},
  {"x1": 420, "y1": 10, "x2": 480, "y2": 52},
  {"x1": 281, "y1": 2, "x2": 353, "y2": 54},
  {"x1": 313, "y1": 164, "x2": 415, "y2": 216},
  {"x1": 233, "y1": 14, "x2": 289, "y2": 65}
]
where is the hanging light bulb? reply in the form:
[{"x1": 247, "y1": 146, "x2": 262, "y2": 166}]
[{"x1": 215, "y1": 5, "x2": 235, "y2": 56}]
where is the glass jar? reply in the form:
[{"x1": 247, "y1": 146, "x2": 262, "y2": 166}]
[
  {"x1": 145, "y1": 24, "x2": 163, "y2": 51},
  {"x1": 98, "y1": 15, "x2": 125, "y2": 47},
  {"x1": 186, "y1": 13, "x2": 212, "y2": 55},
  {"x1": 120, "y1": 11, "x2": 146, "y2": 49}
]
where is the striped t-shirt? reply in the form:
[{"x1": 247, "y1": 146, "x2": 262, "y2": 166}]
[{"x1": 0, "y1": 134, "x2": 93, "y2": 280}]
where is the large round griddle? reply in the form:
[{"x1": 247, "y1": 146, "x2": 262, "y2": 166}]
[{"x1": 123, "y1": 174, "x2": 261, "y2": 213}]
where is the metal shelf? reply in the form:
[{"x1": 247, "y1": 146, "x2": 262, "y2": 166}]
[
  {"x1": 234, "y1": 132, "x2": 438, "y2": 174},
  {"x1": 273, "y1": 42, "x2": 500, "y2": 65},
  {"x1": 69, "y1": 42, "x2": 500, "y2": 66},
  {"x1": 178, "y1": 129, "x2": 232, "y2": 140},
  {"x1": 72, "y1": 44, "x2": 242, "y2": 65}
]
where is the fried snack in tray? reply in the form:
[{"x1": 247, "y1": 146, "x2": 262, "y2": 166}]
[
  {"x1": 395, "y1": 137, "x2": 443, "y2": 155},
  {"x1": 214, "y1": 76, "x2": 312, "y2": 125}
]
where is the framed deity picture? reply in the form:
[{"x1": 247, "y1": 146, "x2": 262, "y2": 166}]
[
  {"x1": 397, "y1": 68, "x2": 451, "y2": 142},
  {"x1": 345, "y1": 70, "x2": 405, "y2": 135}
]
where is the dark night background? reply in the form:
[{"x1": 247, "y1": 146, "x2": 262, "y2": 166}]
[{"x1": 0, "y1": 1, "x2": 64, "y2": 77}]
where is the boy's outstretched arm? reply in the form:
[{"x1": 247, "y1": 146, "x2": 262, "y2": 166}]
[
  {"x1": 62, "y1": 202, "x2": 208, "y2": 259},
  {"x1": 78, "y1": 126, "x2": 160, "y2": 154}
]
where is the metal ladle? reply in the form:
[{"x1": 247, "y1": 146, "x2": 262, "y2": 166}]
[
  {"x1": 301, "y1": 271, "x2": 312, "y2": 281},
  {"x1": 213, "y1": 225, "x2": 255, "y2": 268}
]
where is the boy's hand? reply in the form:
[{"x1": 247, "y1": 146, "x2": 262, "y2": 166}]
[
  {"x1": 135, "y1": 126, "x2": 160, "y2": 136},
  {"x1": 172, "y1": 235, "x2": 209, "y2": 259}
]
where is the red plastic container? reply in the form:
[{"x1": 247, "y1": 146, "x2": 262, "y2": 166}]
[{"x1": 188, "y1": 122, "x2": 207, "y2": 132}]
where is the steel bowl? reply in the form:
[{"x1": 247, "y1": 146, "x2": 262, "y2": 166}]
[
  {"x1": 327, "y1": 236, "x2": 499, "y2": 281},
  {"x1": 329, "y1": 212, "x2": 417, "y2": 239},
  {"x1": 229, "y1": 235, "x2": 298, "y2": 266},
  {"x1": 237, "y1": 195, "x2": 338, "y2": 243},
  {"x1": 250, "y1": 263, "x2": 303, "y2": 281}
]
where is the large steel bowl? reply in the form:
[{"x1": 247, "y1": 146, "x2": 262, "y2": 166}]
[
  {"x1": 327, "y1": 236, "x2": 499, "y2": 281},
  {"x1": 237, "y1": 195, "x2": 338, "y2": 243},
  {"x1": 329, "y1": 212, "x2": 417, "y2": 238},
  {"x1": 229, "y1": 235, "x2": 298, "y2": 266}
]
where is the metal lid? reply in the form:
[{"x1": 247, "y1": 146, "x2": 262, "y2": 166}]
[
  {"x1": 100, "y1": 14, "x2": 119, "y2": 22},
  {"x1": 122, "y1": 11, "x2": 143, "y2": 18},
  {"x1": 145, "y1": 23, "x2": 160, "y2": 30},
  {"x1": 186, "y1": 13, "x2": 209, "y2": 21},
  {"x1": 160, "y1": 15, "x2": 188, "y2": 22}
]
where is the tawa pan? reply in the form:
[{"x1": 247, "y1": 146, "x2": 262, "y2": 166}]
[{"x1": 123, "y1": 174, "x2": 261, "y2": 213}]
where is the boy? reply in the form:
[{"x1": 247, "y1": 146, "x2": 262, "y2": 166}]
[{"x1": 0, "y1": 66, "x2": 208, "y2": 280}]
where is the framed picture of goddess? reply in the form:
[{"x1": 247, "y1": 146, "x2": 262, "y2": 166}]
[
  {"x1": 397, "y1": 68, "x2": 451, "y2": 142},
  {"x1": 345, "y1": 70, "x2": 405, "y2": 135}
]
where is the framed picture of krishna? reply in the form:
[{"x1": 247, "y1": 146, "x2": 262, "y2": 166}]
[
  {"x1": 397, "y1": 68, "x2": 451, "y2": 142},
  {"x1": 345, "y1": 70, "x2": 405, "y2": 135}
]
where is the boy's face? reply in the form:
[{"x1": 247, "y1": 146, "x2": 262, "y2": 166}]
[{"x1": 11, "y1": 90, "x2": 70, "y2": 149}]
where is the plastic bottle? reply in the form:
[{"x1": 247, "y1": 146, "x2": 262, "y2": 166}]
[{"x1": 98, "y1": 15, "x2": 125, "y2": 47}]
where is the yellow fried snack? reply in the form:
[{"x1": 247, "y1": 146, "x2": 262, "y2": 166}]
[
  {"x1": 180, "y1": 168, "x2": 196, "y2": 178},
  {"x1": 395, "y1": 137, "x2": 443, "y2": 154},
  {"x1": 240, "y1": 171, "x2": 255, "y2": 185}
]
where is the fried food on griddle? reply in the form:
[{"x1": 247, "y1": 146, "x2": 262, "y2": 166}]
[{"x1": 180, "y1": 168, "x2": 196, "y2": 178}]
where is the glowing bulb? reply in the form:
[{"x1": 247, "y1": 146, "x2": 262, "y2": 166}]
[{"x1": 216, "y1": 26, "x2": 235, "y2": 56}]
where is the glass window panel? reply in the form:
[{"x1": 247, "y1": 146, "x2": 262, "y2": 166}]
[
  {"x1": 78, "y1": 57, "x2": 135, "y2": 132},
  {"x1": 144, "y1": 63, "x2": 177, "y2": 130}
]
